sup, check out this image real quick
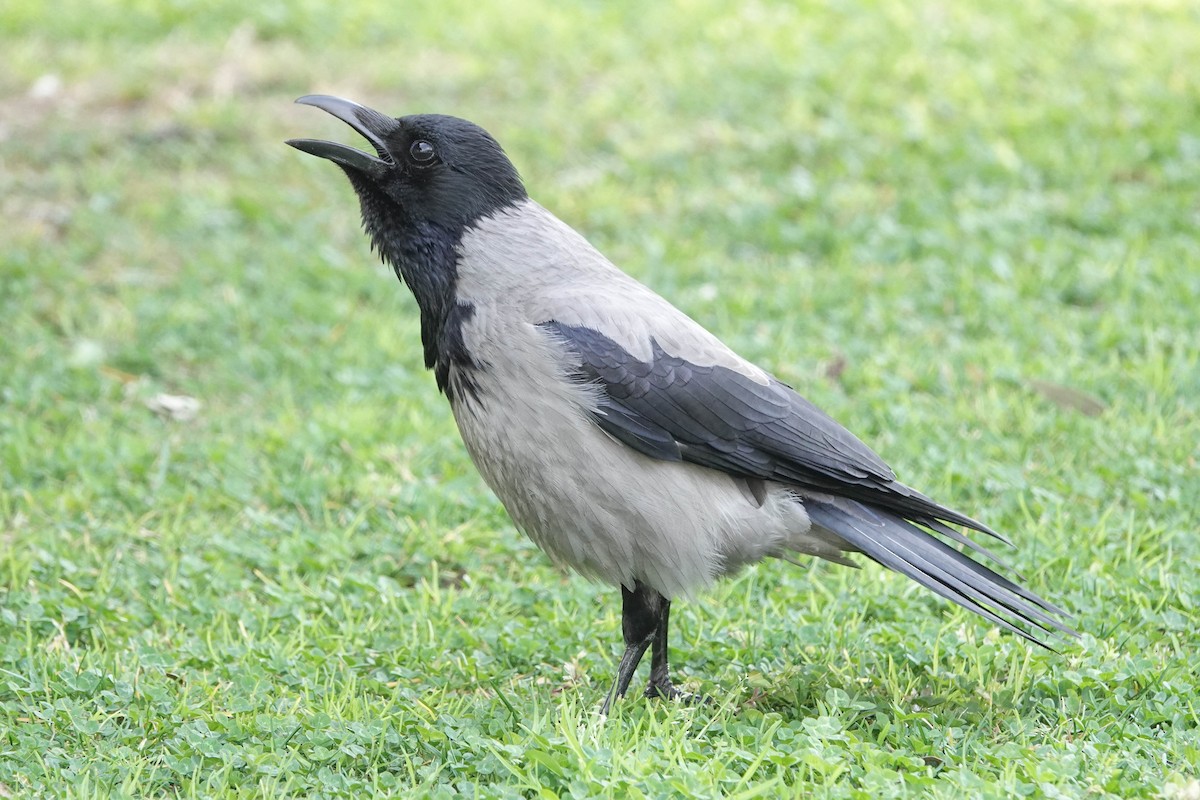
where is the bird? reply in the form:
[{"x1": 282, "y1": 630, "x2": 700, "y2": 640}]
[{"x1": 287, "y1": 95, "x2": 1075, "y2": 714}]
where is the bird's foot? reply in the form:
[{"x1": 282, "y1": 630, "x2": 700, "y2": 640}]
[{"x1": 644, "y1": 676, "x2": 708, "y2": 706}]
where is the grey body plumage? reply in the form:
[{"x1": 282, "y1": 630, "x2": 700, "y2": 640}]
[{"x1": 288, "y1": 95, "x2": 1075, "y2": 712}]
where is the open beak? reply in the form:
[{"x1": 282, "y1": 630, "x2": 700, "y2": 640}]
[{"x1": 286, "y1": 95, "x2": 397, "y2": 178}]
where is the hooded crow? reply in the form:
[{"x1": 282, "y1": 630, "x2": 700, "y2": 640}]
[{"x1": 287, "y1": 95, "x2": 1075, "y2": 713}]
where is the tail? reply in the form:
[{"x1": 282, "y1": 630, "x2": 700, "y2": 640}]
[{"x1": 805, "y1": 496, "x2": 1076, "y2": 647}]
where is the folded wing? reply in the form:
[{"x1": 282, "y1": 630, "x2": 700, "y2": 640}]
[{"x1": 539, "y1": 320, "x2": 1075, "y2": 645}]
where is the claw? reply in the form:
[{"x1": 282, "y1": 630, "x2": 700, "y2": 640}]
[{"x1": 644, "y1": 678, "x2": 708, "y2": 705}]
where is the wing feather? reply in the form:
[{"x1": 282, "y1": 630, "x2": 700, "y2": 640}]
[
  {"x1": 537, "y1": 320, "x2": 1075, "y2": 644},
  {"x1": 540, "y1": 320, "x2": 1002, "y2": 540}
]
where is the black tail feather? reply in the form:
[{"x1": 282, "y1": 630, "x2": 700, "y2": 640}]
[
  {"x1": 806, "y1": 498, "x2": 1076, "y2": 647},
  {"x1": 912, "y1": 515, "x2": 1019, "y2": 574}
]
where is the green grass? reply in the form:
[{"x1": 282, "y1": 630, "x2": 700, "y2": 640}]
[{"x1": 3, "y1": 0, "x2": 1198, "y2": 796}]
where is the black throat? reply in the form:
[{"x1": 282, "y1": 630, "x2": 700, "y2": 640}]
[{"x1": 348, "y1": 172, "x2": 479, "y2": 401}]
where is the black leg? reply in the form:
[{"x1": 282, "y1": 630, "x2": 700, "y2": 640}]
[
  {"x1": 599, "y1": 582, "x2": 665, "y2": 716},
  {"x1": 644, "y1": 598, "x2": 684, "y2": 700},
  {"x1": 644, "y1": 597, "x2": 708, "y2": 706}
]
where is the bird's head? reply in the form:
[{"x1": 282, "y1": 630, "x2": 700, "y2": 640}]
[{"x1": 287, "y1": 95, "x2": 527, "y2": 255}]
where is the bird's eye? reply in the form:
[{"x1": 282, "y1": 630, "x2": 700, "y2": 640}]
[{"x1": 409, "y1": 140, "x2": 436, "y2": 164}]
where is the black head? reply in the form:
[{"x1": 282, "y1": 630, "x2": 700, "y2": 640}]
[
  {"x1": 287, "y1": 95, "x2": 527, "y2": 244},
  {"x1": 288, "y1": 96, "x2": 523, "y2": 398}
]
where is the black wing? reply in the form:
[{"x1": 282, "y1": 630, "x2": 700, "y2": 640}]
[
  {"x1": 540, "y1": 321, "x2": 1006, "y2": 542},
  {"x1": 539, "y1": 321, "x2": 1077, "y2": 645}
]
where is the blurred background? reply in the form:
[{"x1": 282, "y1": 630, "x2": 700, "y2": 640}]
[{"x1": 2, "y1": 0, "x2": 1198, "y2": 796}]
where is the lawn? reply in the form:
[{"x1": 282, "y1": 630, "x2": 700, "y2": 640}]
[{"x1": 2, "y1": 1, "x2": 1198, "y2": 797}]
